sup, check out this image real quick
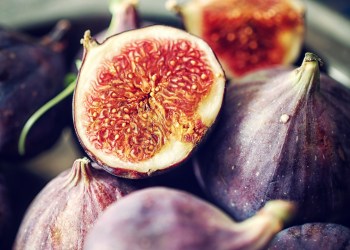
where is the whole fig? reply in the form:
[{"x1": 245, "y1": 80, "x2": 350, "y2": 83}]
[
  {"x1": 194, "y1": 53, "x2": 350, "y2": 225},
  {"x1": 84, "y1": 187, "x2": 295, "y2": 250},
  {"x1": 14, "y1": 158, "x2": 141, "y2": 250},
  {"x1": 268, "y1": 223, "x2": 350, "y2": 249},
  {"x1": 0, "y1": 21, "x2": 68, "y2": 160}
]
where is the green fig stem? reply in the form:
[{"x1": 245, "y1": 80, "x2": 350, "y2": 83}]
[
  {"x1": 295, "y1": 52, "x2": 322, "y2": 95},
  {"x1": 18, "y1": 78, "x2": 76, "y2": 155},
  {"x1": 231, "y1": 200, "x2": 296, "y2": 250}
]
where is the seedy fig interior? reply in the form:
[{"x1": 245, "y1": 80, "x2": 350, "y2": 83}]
[
  {"x1": 180, "y1": 0, "x2": 304, "y2": 77},
  {"x1": 74, "y1": 26, "x2": 225, "y2": 174}
]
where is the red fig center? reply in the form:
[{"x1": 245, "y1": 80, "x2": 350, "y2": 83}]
[{"x1": 82, "y1": 35, "x2": 215, "y2": 163}]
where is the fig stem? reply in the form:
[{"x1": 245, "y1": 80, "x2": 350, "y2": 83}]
[
  {"x1": 295, "y1": 52, "x2": 322, "y2": 95},
  {"x1": 64, "y1": 157, "x2": 92, "y2": 188},
  {"x1": 18, "y1": 78, "x2": 76, "y2": 155},
  {"x1": 232, "y1": 200, "x2": 296, "y2": 250},
  {"x1": 106, "y1": 0, "x2": 139, "y2": 38},
  {"x1": 40, "y1": 20, "x2": 71, "y2": 52}
]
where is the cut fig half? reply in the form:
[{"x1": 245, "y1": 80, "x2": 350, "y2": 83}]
[
  {"x1": 168, "y1": 0, "x2": 305, "y2": 78},
  {"x1": 73, "y1": 25, "x2": 226, "y2": 178}
]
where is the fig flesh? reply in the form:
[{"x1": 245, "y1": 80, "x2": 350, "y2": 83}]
[
  {"x1": 168, "y1": 0, "x2": 305, "y2": 78},
  {"x1": 268, "y1": 223, "x2": 350, "y2": 249},
  {"x1": 194, "y1": 53, "x2": 350, "y2": 224},
  {"x1": 0, "y1": 21, "x2": 68, "y2": 160},
  {"x1": 73, "y1": 25, "x2": 226, "y2": 178},
  {"x1": 13, "y1": 158, "x2": 141, "y2": 250},
  {"x1": 84, "y1": 187, "x2": 296, "y2": 250}
]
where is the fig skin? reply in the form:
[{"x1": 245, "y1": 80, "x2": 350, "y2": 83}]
[
  {"x1": 84, "y1": 187, "x2": 296, "y2": 250},
  {"x1": 0, "y1": 21, "x2": 69, "y2": 160},
  {"x1": 13, "y1": 158, "x2": 142, "y2": 250},
  {"x1": 268, "y1": 223, "x2": 350, "y2": 249},
  {"x1": 0, "y1": 173, "x2": 11, "y2": 249},
  {"x1": 194, "y1": 53, "x2": 350, "y2": 225}
]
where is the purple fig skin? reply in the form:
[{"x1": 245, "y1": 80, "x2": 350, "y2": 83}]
[
  {"x1": 13, "y1": 158, "x2": 141, "y2": 250},
  {"x1": 194, "y1": 53, "x2": 350, "y2": 225},
  {"x1": 0, "y1": 174, "x2": 11, "y2": 248},
  {"x1": 84, "y1": 187, "x2": 296, "y2": 250},
  {"x1": 0, "y1": 21, "x2": 69, "y2": 160},
  {"x1": 268, "y1": 223, "x2": 350, "y2": 249}
]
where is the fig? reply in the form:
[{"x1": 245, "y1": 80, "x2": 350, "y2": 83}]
[
  {"x1": 13, "y1": 158, "x2": 141, "y2": 250},
  {"x1": 194, "y1": 52, "x2": 350, "y2": 224},
  {"x1": 17, "y1": 0, "x2": 140, "y2": 157},
  {"x1": 0, "y1": 21, "x2": 69, "y2": 160},
  {"x1": 0, "y1": 173, "x2": 11, "y2": 249},
  {"x1": 73, "y1": 25, "x2": 226, "y2": 178},
  {"x1": 84, "y1": 187, "x2": 296, "y2": 250},
  {"x1": 168, "y1": 0, "x2": 305, "y2": 78},
  {"x1": 268, "y1": 223, "x2": 350, "y2": 249}
]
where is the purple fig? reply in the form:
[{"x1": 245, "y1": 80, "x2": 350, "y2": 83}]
[
  {"x1": 194, "y1": 52, "x2": 350, "y2": 224},
  {"x1": 13, "y1": 158, "x2": 141, "y2": 250},
  {"x1": 0, "y1": 21, "x2": 69, "y2": 160},
  {"x1": 268, "y1": 223, "x2": 350, "y2": 249},
  {"x1": 84, "y1": 187, "x2": 295, "y2": 250},
  {"x1": 0, "y1": 174, "x2": 11, "y2": 249}
]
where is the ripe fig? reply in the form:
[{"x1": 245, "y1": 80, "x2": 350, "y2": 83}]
[
  {"x1": 0, "y1": 21, "x2": 69, "y2": 160},
  {"x1": 194, "y1": 53, "x2": 350, "y2": 224},
  {"x1": 168, "y1": 0, "x2": 305, "y2": 78},
  {"x1": 13, "y1": 158, "x2": 141, "y2": 250},
  {"x1": 84, "y1": 187, "x2": 296, "y2": 250},
  {"x1": 268, "y1": 223, "x2": 350, "y2": 249},
  {"x1": 18, "y1": 0, "x2": 140, "y2": 157},
  {"x1": 0, "y1": 174, "x2": 11, "y2": 249},
  {"x1": 73, "y1": 25, "x2": 226, "y2": 178}
]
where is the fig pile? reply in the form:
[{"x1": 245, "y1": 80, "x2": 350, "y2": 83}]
[{"x1": 4, "y1": 0, "x2": 350, "y2": 249}]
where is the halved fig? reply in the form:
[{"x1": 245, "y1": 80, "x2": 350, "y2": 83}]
[
  {"x1": 168, "y1": 0, "x2": 305, "y2": 78},
  {"x1": 73, "y1": 25, "x2": 226, "y2": 178}
]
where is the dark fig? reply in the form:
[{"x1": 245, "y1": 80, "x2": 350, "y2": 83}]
[
  {"x1": 268, "y1": 223, "x2": 350, "y2": 249},
  {"x1": 167, "y1": 0, "x2": 305, "y2": 78},
  {"x1": 0, "y1": 173, "x2": 11, "y2": 249},
  {"x1": 13, "y1": 158, "x2": 141, "y2": 250},
  {"x1": 84, "y1": 187, "x2": 296, "y2": 250},
  {"x1": 194, "y1": 53, "x2": 350, "y2": 224},
  {"x1": 73, "y1": 25, "x2": 226, "y2": 178},
  {"x1": 0, "y1": 21, "x2": 69, "y2": 160}
]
